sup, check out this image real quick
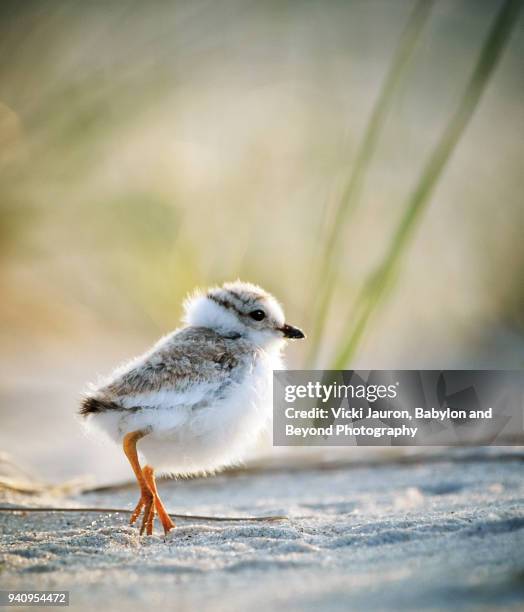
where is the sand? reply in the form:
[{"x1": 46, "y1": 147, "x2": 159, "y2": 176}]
[{"x1": 1, "y1": 452, "x2": 523, "y2": 611}]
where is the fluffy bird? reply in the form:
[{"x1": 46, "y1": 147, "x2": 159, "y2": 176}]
[{"x1": 79, "y1": 281, "x2": 305, "y2": 535}]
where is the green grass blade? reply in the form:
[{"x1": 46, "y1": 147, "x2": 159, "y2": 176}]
[
  {"x1": 305, "y1": 0, "x2": 435, "y2": 366},
  {"x1": 330, "y1": 0, "x2": 523, "y2": 370}
]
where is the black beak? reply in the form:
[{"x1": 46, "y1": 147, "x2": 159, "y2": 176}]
[{"x1": 280, "y1": 323, "x2": 305, "y2": 339}]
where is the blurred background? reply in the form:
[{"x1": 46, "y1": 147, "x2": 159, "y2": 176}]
[{"x1": 0, "y1": 0, "x2": 522, "y2": 485}]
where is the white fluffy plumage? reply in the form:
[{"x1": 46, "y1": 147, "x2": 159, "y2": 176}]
[{"x1": 80, "y1": 281, "x2": 304, "y2": 477}]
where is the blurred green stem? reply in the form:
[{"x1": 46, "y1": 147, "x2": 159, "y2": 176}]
[
  {"x1": 306, "y1": 0, "x2": 435, "y2": 366},
  {"x1": 330, "y1": 0, "x2": 522, "y2": 370}
]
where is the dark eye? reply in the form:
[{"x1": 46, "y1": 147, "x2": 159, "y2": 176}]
[{"x1": 249, "y1": 309, "x2": 266, "y2": 321}]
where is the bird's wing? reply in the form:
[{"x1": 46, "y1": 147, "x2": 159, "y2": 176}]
[{"x1": 89, "y1": 327, "x2": 253, "y2": 410}]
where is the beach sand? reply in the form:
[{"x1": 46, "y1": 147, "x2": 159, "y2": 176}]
[{"x1": 1, "y1": 452, "x2": 523, "y2": 611}]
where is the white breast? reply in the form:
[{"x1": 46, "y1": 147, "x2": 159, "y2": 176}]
[{"x1": 87, "y1": 348, "x2": 282, "y2": 476}]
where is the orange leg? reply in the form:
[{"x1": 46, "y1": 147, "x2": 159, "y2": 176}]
[
  {"x1": 123, "y1": 431, "x2": 176, "y2": 536},
  {"x1": 143, "y1": 465, "x2": 175, "y2": 534},
  {"x1": 123, "y1": 431, "x2": 155, "y2": 536}
]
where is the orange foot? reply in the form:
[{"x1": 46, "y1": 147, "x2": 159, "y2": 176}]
[{"x1": 129, "y1": 466, "x2": 175, "y2": 536}]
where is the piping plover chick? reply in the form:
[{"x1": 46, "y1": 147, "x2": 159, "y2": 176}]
[{"x1": 80, "y1": 281, "x2": 305, "y2": 535}]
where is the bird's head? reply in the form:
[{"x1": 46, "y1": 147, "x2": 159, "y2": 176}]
[{"x1": 183, "y1": 280, "x2": 305, "y2": 349}]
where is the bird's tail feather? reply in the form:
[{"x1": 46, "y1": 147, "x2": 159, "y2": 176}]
[{"x1": 79, "y1": 396, "x2": 123, "y2": 416}]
